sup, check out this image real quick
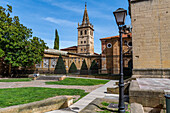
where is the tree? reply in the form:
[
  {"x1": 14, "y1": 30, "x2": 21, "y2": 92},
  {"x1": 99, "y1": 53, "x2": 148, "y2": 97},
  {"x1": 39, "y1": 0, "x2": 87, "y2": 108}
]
[
  {"x1": 69, "y1": 62, "x2": 77, "y2": 73},
  {"x1": 0, "y1": 5, "x2": 48, "y2": 75},
  {"x1": 54, "y1": 29, "x2": 59, "y2": 50},
  {"x1": 90, "y1": 60, "x2": 96, "y2": 70},
  {"x1": 80, "y1": 59, "x2": 88, "y2": 75},
  {"x1": 54, "y1": 55, "x2": 66, "y2": 74},
  {"x1": 90, "y1": 60, "x2": 98, "y2": 74},
  {"x1": 0, "y1": 49, "x2": 4, "y2": 58}
]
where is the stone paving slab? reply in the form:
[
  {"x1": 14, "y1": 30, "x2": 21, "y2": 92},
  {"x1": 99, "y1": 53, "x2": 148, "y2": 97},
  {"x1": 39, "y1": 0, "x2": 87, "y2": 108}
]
[
  {"x1": 137, "y1": 78, "x2": 170, "y2": 90},
  {"x1": 0, "y1": 80, "x2": 102, "y2": 92}
]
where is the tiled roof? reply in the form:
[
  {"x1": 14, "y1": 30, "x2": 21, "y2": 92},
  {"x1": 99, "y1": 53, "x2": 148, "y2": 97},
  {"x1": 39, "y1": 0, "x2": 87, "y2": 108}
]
[
  {"x1": 60, "y1": 46, "x2": 77, "y2": 50},
  {"x1": 94, "y1": 52, "x2": 100, "y2": 55},
  {"x1": 44, "y1": 49, "x2": 68, "y2": 56},
  {"x1": 100, "y1": 33, "x2": 132, "y2": 40}
]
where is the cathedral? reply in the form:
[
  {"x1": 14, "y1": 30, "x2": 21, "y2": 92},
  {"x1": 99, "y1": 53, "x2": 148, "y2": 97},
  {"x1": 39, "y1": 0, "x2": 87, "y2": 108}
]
[
  {"x1": 35, "y1": 4, "x2": 101, "y2": 74},
  {"x1": 35, "y1": 4, "x2": 132, "y2": 75}
]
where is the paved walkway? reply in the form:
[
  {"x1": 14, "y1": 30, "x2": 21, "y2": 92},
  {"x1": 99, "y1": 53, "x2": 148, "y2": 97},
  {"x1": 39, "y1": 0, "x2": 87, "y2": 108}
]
[
  {"x1": 0, "y1": 80, "x2": 102, "y2": 92},
  {"x1": 46, "y1": 80, "x2": 119, "y2": 113}
]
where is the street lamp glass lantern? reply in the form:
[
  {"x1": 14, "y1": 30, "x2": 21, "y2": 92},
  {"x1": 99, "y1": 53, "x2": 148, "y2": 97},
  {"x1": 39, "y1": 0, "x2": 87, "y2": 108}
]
[{"x1": 113, "y1": 8, "x2": 127, "y2": 26}]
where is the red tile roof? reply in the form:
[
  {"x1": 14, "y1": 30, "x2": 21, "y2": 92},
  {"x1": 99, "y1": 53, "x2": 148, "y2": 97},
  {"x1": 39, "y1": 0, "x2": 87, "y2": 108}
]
[
  {"x1": 94, "y1": 52, "x2": 100, "y2": 55},
  {"x1": 100, "y1": 33, "x2": 132, "y2": 40},
  {"x1": 60, "y1": 46, "x2": 77, "y2": 50}
]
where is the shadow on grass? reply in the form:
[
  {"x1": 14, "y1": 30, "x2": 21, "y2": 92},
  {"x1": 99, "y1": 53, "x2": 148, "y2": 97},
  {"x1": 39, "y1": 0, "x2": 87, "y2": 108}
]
[{"x1": 90, "y1": 103, "x2": 118, "y2": 113}]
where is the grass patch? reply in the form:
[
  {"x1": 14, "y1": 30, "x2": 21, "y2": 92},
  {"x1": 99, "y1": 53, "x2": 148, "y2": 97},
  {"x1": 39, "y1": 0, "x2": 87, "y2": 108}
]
[
  {"x1": 101, "y1": 102, "x2": 109, "y2": 106},
  {"x1": 97, "y1": 110, "x2": 111, "y2": 113},
  {"x1": 0, "y1": 87, "x2": 88, "y2": 108},
  {"x1": 0, "y1": 78, "x2": 32, "y2": 82},
  {"x1": 45, "y1": 78, "x2": 109, "y2": 86}
]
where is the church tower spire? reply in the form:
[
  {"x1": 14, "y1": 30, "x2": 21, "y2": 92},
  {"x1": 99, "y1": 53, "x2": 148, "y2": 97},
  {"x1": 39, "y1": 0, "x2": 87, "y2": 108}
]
[
  {"x1": 82, "y1": 2, "x2": 90, "y2": 25},
  {"x1": 77, "y1": 3, "x2": 94, "y2": 55}
]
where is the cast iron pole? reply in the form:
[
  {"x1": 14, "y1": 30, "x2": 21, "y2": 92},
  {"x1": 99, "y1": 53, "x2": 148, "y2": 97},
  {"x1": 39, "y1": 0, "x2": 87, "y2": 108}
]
[{"x1": 118, "y1": 26, "x2": 125, "y2": 113}]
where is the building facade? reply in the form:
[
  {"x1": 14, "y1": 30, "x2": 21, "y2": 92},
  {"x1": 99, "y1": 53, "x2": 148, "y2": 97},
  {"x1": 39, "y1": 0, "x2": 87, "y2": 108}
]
[
  {"x1": 35, "y1": 49, "x2": 100, "y2": 74},
  {"x1": 130, "y1": 0, "x2": 170, "y2": 77},
  {"x1": 100, "y1": 33, "x2": 132, "y2": 75}
]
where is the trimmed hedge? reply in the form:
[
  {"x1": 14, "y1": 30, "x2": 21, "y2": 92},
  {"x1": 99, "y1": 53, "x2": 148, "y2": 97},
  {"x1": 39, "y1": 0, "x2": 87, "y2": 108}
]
[
  {"x1": 90, "y1": 60, "x2": 98, "y2": 74},
  {"x1": 80, "y1": 59, "x2": 88, "y2": 75},
  {"x1": 54, "y1": 55, "x2": 66, "y2": 74},
  {"x1": 69, "y1": 62, "x2": 77, "y2": 73}
]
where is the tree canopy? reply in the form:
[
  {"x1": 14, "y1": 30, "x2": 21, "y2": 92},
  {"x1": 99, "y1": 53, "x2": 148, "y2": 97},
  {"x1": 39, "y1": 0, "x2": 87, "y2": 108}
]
[{"x1": 0, "y1": 5, "x2": 48, "y2": 71}]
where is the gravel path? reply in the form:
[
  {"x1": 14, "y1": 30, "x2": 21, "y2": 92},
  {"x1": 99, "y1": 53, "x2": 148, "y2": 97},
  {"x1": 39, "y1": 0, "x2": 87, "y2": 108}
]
[{"x1": 0, "y1": 80, "x2": 103, "y2": 92}]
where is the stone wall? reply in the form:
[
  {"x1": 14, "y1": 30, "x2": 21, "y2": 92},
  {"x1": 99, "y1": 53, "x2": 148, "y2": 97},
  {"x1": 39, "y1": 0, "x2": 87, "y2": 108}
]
[
  {"x1": 129, "y1": 80, "x2": 166, "y2": 108},
  {"x1": 0, "y1": 96, "x2": 73, "y2": 113},
  {"x1": 130, "y1": 0, "x2": 170, "y2": 77}
]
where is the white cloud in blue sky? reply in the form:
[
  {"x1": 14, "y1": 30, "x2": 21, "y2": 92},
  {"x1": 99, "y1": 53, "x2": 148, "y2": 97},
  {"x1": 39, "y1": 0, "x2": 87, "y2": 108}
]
[
  {"x1": 1, "y1": 0, "x2": 131, "y2": 54},
  {"x1": 43, "y1": 17, "x2": 76, "y2": 26}
]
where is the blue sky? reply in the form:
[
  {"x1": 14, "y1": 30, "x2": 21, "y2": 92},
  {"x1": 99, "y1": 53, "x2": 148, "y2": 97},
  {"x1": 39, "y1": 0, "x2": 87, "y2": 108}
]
[{"x1": 1, "y1": 0, "x2": 131, "y2": 54}]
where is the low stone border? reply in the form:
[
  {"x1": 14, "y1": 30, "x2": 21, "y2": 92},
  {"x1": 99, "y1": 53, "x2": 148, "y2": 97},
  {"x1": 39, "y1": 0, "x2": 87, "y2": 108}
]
[
  {"x1": 130, "y1": 103, "x2": 144, "y2": 113},
  {"x1": 0, "y1": 96, "x2": 73, "y2": 113},
  {"x1": 107, "y1": 82, "x2": 130, "y2": 95},
  {"x1": 129, "y1": 80, "x2": 166, "y2": 108}
]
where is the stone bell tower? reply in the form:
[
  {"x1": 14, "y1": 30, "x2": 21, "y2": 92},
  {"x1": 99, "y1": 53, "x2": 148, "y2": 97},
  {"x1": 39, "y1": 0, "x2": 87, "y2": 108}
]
[{"x1": 77, "y1": 3, "x2": 94, "y2": 55}]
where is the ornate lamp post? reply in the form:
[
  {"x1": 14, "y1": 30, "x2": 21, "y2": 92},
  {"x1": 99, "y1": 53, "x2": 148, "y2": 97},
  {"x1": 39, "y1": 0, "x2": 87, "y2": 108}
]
[{"x1": 113, "y1": 8, "x2": 127, "y2": 113}]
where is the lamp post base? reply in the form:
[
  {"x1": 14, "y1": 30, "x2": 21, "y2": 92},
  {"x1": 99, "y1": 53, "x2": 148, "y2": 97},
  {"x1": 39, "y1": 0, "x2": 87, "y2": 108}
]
[{"x1": 119, "y1": 109, "x2": 125, "y2": 113}]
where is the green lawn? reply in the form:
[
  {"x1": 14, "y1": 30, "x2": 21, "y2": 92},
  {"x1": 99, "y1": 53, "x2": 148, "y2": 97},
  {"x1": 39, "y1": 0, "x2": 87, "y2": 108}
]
[
  {"x1": 45, "y1": 78, "x2": 110, "y2": 86},
  {"x1": 0, "y1": 87, "x2": 88, "y2": 108},
  {"x1": 0, "y1": 78, "x2": 32, "y2": 82}
]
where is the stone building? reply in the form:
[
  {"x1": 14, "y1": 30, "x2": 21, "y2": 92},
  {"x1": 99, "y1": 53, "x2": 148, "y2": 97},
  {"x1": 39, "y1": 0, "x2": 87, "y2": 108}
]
[
  {"x1": 35, "y1": 4, "x2": 100, "y2": 74},
  {"x1": 129, "y1": 0, "x2": 170, "y2": 77},
  {"x1": 100, "y1": 33, "x2": 132, "y2": 75},
  {"x1": 35, "y1": 49, "x2": 100, "y2": 74}
]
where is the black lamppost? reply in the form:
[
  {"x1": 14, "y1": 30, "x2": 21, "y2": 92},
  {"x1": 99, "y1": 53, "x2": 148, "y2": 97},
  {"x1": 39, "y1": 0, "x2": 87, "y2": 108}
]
[{"x1": 113, "y1": 8, "x2": 127, "y2": 113}]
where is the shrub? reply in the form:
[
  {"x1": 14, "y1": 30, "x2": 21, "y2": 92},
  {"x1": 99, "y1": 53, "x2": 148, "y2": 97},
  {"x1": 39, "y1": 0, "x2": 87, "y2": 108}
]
[
  {"x1": 80, "y1": 59, "x2": 88, "y2": 75},
  {"x1": 69, "y1": 62, "x2": 77, "y2": 73},
  {"x1": 90, "y1": 60, "x2": 98, "y2": 74},
  {"x1": 54, "y1": 55, "x2": 66, "y2": 74}
]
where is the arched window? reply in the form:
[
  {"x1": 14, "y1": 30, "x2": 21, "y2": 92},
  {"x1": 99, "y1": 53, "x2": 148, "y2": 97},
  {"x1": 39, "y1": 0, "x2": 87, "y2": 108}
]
[
  {"x1": 80, "y1": 31, "x2": 83, "y2": 35},
  {"x1": 85, "y1": 30, "x2": 87, "y2": 35}
]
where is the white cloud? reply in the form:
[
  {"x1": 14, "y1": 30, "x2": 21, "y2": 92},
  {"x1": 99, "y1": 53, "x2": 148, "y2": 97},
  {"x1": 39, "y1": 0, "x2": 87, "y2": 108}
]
[
  {"x1": 52, "y1": 2, "x2": 83, "y2": 13},
  {"x1": 1, "y1": 1, "x2": 9, "y2": 5},
  {"x1": 41, "y1": 0, "x2": 113, "y2": 20},
  {"x1": 43, "y1": 17, "x2": 76, "y2": 26},
  {"x1": 41, "y1": 0, "x2": 83, "y2": 13},
  {"x1": 60, "y1": 40, "x2": 77, "y2": 49}
]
